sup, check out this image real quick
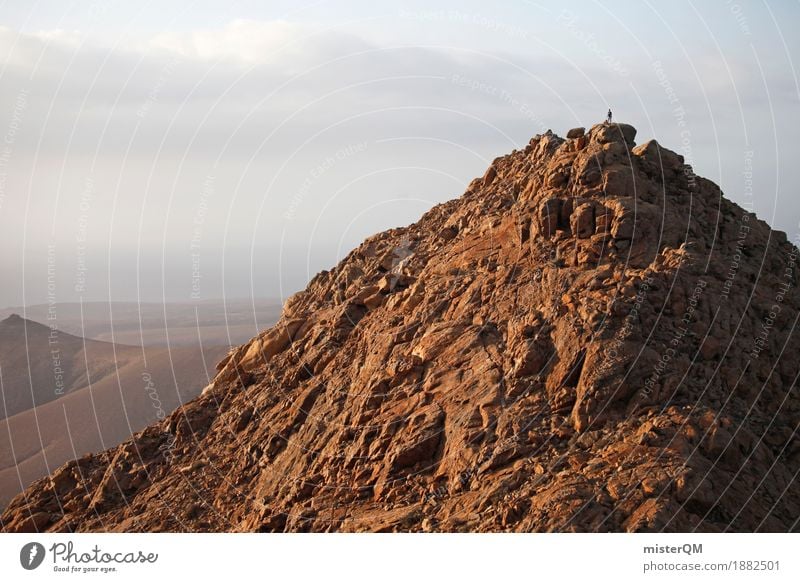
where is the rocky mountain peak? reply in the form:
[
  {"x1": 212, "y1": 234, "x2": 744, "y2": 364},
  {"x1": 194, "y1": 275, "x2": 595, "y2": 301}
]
[{"x1": 3, "y1": 124, "x2": 798, "y2": 533}]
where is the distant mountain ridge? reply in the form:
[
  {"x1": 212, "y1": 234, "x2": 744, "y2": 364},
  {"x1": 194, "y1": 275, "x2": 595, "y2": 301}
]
[
  {"x1": 0, "y1": 313, "x2": 144, "y2": 420},
  {"x1": 0, "y1": 299, "x2": 282, "y2": 347},
  {"x1": 0, "y1": 314, "x2": 227, "y2": 509}
]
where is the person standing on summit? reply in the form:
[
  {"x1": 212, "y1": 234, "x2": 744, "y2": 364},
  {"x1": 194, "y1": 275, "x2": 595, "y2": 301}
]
[{"x1": 606, "y1": 108, "x2": 613, "y2": 124}]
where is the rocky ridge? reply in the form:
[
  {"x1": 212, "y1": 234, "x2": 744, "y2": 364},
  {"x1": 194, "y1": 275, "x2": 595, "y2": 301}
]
[{"x1": 3, "y1": 123, "x2": 799, "y2": 532}]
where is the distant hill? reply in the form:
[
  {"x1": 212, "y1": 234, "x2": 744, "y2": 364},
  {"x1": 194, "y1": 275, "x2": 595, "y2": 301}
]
[
  {"x1": 0, "y1": 314, "x2": 145, "y2": 420},
  {"x1": 0, "y1": 315, "x2": 227, "y2": 508},
  {"x1": 0, "y1": 299, "x2": 283, "y2": 347}
]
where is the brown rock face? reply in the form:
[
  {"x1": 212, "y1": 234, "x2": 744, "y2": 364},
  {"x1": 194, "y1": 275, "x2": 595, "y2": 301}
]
[{"x1": 3, "y1": 123, "x2": 799, "y2": 532}]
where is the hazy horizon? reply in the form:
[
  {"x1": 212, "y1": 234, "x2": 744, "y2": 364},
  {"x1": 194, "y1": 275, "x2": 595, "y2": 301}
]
[
  {"x1": 0, "y1": 294, "x2": 284, "y2": 312},
  {"x1": 1, "y1": 0, "x2": 798, "y2": 307}
]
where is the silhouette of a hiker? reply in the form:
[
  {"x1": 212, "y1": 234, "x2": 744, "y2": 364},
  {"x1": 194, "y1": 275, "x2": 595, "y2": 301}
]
[{"x1": 606, "y1": 109, "x2": 613, "y2": 124}]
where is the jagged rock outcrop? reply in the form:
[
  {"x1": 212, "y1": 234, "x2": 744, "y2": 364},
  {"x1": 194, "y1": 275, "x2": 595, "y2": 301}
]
[{"x1": 3, "y1": 123, "x2": 799, "y2": 532}]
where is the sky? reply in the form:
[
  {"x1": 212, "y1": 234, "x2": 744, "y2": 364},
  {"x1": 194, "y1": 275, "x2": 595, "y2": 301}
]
[{"x1": 0, "y1": 0, "x2": 798, "y2": 307}]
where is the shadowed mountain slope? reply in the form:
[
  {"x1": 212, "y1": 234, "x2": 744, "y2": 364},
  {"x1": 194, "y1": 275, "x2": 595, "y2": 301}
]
[{"x1": 0, "y1": 316, "x2": 226, "y2": 508}]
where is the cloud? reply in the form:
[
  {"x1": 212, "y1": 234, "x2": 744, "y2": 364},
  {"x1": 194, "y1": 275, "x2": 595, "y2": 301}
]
[
  {"x1": 0, "y1": 17, "x2": 797, "y2": 306},
  {"x1": 147, "y1": 19, "x2": 370, "y2": 70},
  {"x1": 30, "y1": 28, "x2": 84, "y2": 45}
]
